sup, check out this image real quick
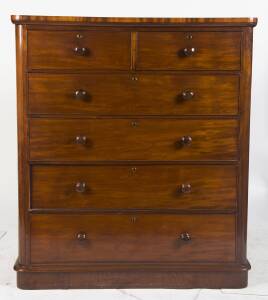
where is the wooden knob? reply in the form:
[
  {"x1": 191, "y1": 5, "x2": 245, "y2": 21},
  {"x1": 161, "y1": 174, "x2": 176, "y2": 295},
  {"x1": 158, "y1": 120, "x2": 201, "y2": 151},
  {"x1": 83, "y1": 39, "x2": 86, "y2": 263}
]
[
  {"x1": 77, "y1": 232, "x2": 87, "y2": 241},
  {"x1": 181, "y1": 90, "x2": 195, "y2": 100},
  {"x1": 180, "y1": 136, "x2": 192, "y2": 146},
  {"x1": 74, "y1": 89, "x2": 88, "y2": 99},
  {"x1": 178, "y1": 183, "x2": 192, "y2": 194},
  {"x1": 75, "y1": 136, "x2": 87, "y2": 145},
  {"x1": 183, "y1": 47, "x2": 196, "y2": 56},
  {"x1": 75, "y1": 182, "x2": 86, "y2": 193},
  {"x1": 180, "y1": 232, "x2": 191, "y2": 241},
  {"x1": 73, "y1": 47, "x2": 88, "y2": 56},
  {"x1": 131, "y1": 121, "x2": 139, "y2": 128}
]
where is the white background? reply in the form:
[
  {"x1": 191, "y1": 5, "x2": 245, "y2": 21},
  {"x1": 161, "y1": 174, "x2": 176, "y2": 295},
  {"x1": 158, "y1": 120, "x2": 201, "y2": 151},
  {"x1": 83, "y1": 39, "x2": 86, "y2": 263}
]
[{"x1": 0, "y1": 0, "x2": 267, "y2": 298}]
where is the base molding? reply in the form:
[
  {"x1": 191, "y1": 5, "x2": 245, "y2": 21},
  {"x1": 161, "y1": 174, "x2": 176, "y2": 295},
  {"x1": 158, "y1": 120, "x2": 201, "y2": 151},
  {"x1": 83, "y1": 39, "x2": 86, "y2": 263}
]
[
  {"x1": 16, "y1": 269, "x2": 248, "y2": 289},
  {"x1": 15, "y1": 259, "x2": 250, "y2": 289}
]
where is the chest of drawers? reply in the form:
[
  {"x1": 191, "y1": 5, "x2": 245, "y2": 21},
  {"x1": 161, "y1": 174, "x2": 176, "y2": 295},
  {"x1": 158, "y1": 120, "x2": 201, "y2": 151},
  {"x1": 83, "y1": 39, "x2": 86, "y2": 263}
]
[{"x1": 12, "y1": 15, "x2": 257, "y2": 289}]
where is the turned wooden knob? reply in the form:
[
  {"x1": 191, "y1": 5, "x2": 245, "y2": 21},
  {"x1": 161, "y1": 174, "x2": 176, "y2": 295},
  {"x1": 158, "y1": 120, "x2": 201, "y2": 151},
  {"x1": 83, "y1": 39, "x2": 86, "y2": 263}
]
[
  {"x1": 74, "y1": 89, "x2": 88, "y2": 99},
  {"x1": 75, "y1": 136, "x2": 87, "y2": 145},
  {"x1": 76, "y1": 232, "x2": 87, "y2": 241},
  {"x1": 181, "y1": 90, "x2": 195, "y2": 100},
  {"x1": 179, "y1": 136, "x2": 192, "y2": 146},
  {"x1": 75, "y1": 182, "x2": 86, "y2": 193},
  {"x1": 73, "y1": 47, "x2": 88, "y2": 56},
  {"x1": 178, "y1": 183, "x2": 192, "y2": 194},
  {"x1": 180, "y1": 232, "x2": 191, "y2": 241},
  {"x1": 183, "y1": 47, "x2": 196, "y2": 56}
]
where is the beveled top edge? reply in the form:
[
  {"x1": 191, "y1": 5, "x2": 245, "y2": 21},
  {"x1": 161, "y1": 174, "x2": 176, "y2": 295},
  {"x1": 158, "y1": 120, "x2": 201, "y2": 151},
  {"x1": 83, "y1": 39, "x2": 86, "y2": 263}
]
[{"x1": 11, "y1": 15, "x2": 258, "y2": 26}]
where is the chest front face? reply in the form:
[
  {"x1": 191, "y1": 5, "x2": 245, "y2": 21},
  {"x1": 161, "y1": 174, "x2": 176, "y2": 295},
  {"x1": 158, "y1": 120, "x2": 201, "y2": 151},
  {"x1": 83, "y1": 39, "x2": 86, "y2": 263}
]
[{"x1": 12, "y1": 15, "x2": 256, "y2": 289}]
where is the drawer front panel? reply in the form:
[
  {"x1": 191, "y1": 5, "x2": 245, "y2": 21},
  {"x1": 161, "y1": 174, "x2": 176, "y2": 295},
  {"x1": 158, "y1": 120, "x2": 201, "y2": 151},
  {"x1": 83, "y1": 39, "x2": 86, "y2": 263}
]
[
  {"x1": 30, "y1": 214, "x2": 236, "y2": 263},
  {"x1": 137, "y1": 32, "x2": 241, "y2": 70},
  {"x1": 29, "y1": 119, "x2": 238, "y2": 161},
  {"x1": 31, "y1": 165, "x2": 237, "y2": 210},
  {"x1": 29, "y1": 74, "x2": 239, "y2": 115},
  {"x1": 28, "y1": 30, "x2": 130, "y2": 70}
]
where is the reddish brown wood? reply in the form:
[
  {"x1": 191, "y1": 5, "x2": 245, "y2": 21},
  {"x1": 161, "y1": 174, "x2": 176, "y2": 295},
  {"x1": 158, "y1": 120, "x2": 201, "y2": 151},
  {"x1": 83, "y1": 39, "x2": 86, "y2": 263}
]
[
  {"x1": 15, "y1": 25, "x2": 29, "y2": 266},
  {"x1": 30, "y1": 214, "x2": 236, "y2": 263},
  {"x1": 29, "y1": 118, "x2": 238, "y2": 161},
  {"x1": 137, "y1": 32, "x2": 241, "y2": 70},
  {"x1": 31, "y1": 165, "x2": 237, "y2": 210},
  {"x1": 28, "y1": 73, "x2": 239, "y2": 115},
  {"x1": 28, "y1": 30, "x2": 131, "y2": 70},
  {"x1": 11, "y1": 15, "x2": 257, "y2": 26},
  {"x1": 12, "y1": 15, "x2": 256, "y2": 289},
  {"x1": 237, "y1": 27, "x2": 254, "y2": 265},
  {"x1": 16, "y1": 270, "x2": 248, "y2": 289}
]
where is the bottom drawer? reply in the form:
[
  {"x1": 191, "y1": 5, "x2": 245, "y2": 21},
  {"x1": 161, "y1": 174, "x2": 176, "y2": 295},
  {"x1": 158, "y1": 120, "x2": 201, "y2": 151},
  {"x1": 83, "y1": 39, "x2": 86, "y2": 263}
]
[{"x1": 30, "y1": 214, "x2": 236, "y2": 264}]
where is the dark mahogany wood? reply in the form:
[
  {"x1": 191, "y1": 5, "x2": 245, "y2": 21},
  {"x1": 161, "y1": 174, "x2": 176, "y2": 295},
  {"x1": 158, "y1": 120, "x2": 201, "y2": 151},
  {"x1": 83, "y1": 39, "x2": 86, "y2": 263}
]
[
  {"x1": 30, "y1": 214, "x2": 236, "y2": 263},
  {"x1": 28, "y1": 73, "x2": 239, "y2": 115},
  {"x1": 16, "y1": 270, "x2": 248, "y2": 289},
  {"x1": 31, "y1": 164, "x2": 237, "y2": 210},
  {"x1": 11, "y1": 15, "x2": 257, "y2": 26},
  {"x1": 137, "y1": 32, "x2": 241, "y2": 70},
  {"x1": 28, "y1": 30, "x2": 131, "y2": 70},
  {"x1": 12, "y1": 15, "x2": 257, "y2": 289},
  {"x1": 29, "y1": 118, "x2": 238, "y2": 161}
]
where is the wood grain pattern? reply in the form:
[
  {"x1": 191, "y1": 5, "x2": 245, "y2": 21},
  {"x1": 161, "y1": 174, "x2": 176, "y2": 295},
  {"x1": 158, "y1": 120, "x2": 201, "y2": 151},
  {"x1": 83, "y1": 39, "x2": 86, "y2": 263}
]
[
  {"x1": 28, "y1": 30, "x2": 131, "y2": 70},
  {"x1": 28, "y1": 73, "x2": 239, "y2": 115},
  {"x1": 137, "y1": 32, "x2": 241, "y2": 70},
  {"x1": 31, "y1": 164, "x2": 237, "y2": 210},
  {"x1": 29, "y1": 118, "x2": 238, "y2": 161},
  {"x1": 30, "y1": 214, "x2": 236, "y2": 263},
  {"x1": 17, "y1": 270, "x2": 248, "y2": 289},
  {"x1": 11, "y1": 15, "x2": 258, "y2": 26},
  {"x1": 12, "y1": 15, "x2": 256, "y2": 289}
]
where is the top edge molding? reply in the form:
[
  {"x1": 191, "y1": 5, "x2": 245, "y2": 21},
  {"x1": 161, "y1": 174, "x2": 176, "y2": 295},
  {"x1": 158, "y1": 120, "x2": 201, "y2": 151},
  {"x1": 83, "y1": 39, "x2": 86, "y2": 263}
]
[{"x1": 11, "y1": 15, "x2": 258, "y2": 27}]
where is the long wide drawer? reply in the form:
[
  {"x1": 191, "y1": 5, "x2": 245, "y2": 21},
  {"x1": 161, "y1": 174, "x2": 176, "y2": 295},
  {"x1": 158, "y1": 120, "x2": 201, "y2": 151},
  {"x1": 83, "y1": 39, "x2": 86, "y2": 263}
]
[
  {"x1": 28, "y1": 73, "x2": 239, "y2": 115},
  {"x1": 30, "y1": 214, "x2": 236, "y2": 263},
  {"x1": 137, "y1": 31, "x2": 241, "y2": 70},
  {"x1": 27, "y1": 30, "x2": 130, "y2": 70},
  {"x1": 29, "y1": 118, "x2": 238, "y2": 161},
  {"x1": 31, "y1": 165, "x2": 237, "y2": 210}
]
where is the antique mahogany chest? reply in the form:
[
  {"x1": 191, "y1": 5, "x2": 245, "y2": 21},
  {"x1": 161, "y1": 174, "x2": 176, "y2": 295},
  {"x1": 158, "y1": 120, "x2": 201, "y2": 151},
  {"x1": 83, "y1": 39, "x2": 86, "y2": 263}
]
[{"x1": 12, "y1": 15, "x2": 257, "y2": 289}]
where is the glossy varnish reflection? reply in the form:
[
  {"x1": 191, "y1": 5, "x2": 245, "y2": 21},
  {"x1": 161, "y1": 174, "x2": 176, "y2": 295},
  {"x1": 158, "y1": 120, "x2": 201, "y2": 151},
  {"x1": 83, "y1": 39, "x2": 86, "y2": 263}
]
[{"x1": 12, "y1": 15, "x2": 257, "y2": 289}]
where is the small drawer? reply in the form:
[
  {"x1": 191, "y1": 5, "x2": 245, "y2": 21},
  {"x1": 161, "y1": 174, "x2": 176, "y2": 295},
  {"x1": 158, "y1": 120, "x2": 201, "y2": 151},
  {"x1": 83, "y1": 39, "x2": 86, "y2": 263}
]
[
  {"x1": 137, "y1": 31, "x2": 241, "y2": 70},
  {"x1": 28, "y1": 73, "x2": 239, "y2": 116},
  {"x1": 30, "y1": 214, "x2": 236, "y2": 263},
  {"x1": 29, "y1": 118, "x2": 238, "y2": 161},
  {"x1": 31, "y1": 165, "x2": 237, "y2": 210},
  {"x1": 27, "y1": 30, "x2": 130, "y2": 70}
]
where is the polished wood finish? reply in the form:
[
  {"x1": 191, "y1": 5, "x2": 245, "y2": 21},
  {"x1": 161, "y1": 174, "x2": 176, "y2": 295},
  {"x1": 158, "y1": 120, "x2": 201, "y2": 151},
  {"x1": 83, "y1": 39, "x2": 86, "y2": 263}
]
[
  {"x1": 11, "y1": 15, "x2": 257, "y2": 26},
  {"x1": 28, "y1": 30, "x2": 131, "y2": 70},
  {"x1": 12, "y1": 15, "x2": 256, "y2": 289},
  {"x1": 29, "y1": 73, "x2": 239, "y2": 115},
  {"x1": 31, "y1": 165, "x2": 237, "y2": 210},
  {"x1": 29, "y1": 118, "x2": 238, "y2": 161},
  {"x1": 30, "y1": 214, "x2": 235, "y2": 263},
  {"x1": 137, "y1": 32, "x2": 241, "y2": 70}
]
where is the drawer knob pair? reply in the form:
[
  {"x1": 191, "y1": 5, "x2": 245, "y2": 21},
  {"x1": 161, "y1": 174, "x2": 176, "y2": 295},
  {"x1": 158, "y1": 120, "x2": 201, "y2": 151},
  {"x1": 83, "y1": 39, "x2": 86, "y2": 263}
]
[
  {"x1": 180, "y1": 232, "x2": 191, "y2": 242},
  {"x1": 75, "y1": 182, "x2": 86, "y2": 193},
  {"x1": 76, "y1": 232, "x2": 87, "y2": 241},
  {"x1": 183, "y1": 47, "x2": 196, "y2": 56},
  {"x1": 73, "y1": 46, "x2": 88, "y2": 56},
  {"x1": 75, "y1": 135, "x2": 87, "y2": 145}
]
